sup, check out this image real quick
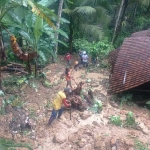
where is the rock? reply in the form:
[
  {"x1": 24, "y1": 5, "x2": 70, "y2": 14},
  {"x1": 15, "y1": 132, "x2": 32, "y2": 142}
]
[
  {"x1": 68, "y1": 132, "x2": 80, "y2": 143},
  {"x1": 65, "y1": 120, "x2": 73, "y2": 128},
  {"x1": 124, "y1": 140, "x2": 134, "y2": 147},
  {"x1": 94, "y1": 140, "x2": 106, "y2": 150},
  {"x1": 92, "y1": 121, "x2": 101, "y2": 127},
  {"x1": 78, "y1": 138, "x2": 87, "y2": 148},
  {"x1": 120, "y1": 110, "x2": 128, "y2": 115},
  {"x1": 127, "y1": 147, "x2": 134, "y2": 150},
  {"x1": 90, "y1": 83, "x2": 99, "y2": 87},
  {"x1": 80, "y1": 111, "x2": 92, "y2": 120},
  {"x1": 120, "y1": 115, "x2": 126, "y2": 121},
  {"x1": 80, "y1": 144, "x2": 92, "y2": 150},
  {"x1": 110, "y1": 137, "x2": 117, "y2": 147},
  {"x1": 94, "y1": 140, "x2": 101, "y2": 149},
  {"x1": 53, "y1": 131, "x2": 67, "y2": 144},
  {"x1": 137, "y1": 122, "x2": 149, "y2": 135},
  {"x1": 60, "y1": 142, "x2": 72, "y2": 150},
  {"x1": 109, "y1": 101, "x2": 119, "y2": 109},
  {"x1": 111, "y1": 146, "x2": 117, "y2": 150}
]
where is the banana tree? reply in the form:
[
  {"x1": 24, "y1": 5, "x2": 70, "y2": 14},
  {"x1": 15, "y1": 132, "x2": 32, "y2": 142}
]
[{"x1": 0, "y1": 0, "x2": 59, "y2": 88}]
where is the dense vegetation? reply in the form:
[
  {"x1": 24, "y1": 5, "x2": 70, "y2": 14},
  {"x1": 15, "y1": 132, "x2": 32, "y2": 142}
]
[{"x1": 1, "y1": 0, "x2": 150, "y2": 67}]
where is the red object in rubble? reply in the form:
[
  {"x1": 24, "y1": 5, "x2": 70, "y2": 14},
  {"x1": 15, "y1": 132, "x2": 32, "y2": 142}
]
[{"x1": 65, "y1": 53, "x2": 71, "y2": 60}]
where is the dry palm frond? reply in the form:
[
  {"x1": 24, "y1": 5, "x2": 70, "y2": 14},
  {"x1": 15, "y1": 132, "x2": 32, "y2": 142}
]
[
  {"x1": 62, "y1": 8, "x2": 72, "y2": 15},
  {"x1": 95, "y1": 6, "x2": 110, "y2": 24},
  {"x1": 73, "y1": 6, "x2": 96, "y2": 15},
  {"x1": 28, "y1": 0, "x2": 56, "y2": 29},
  {"x1": 81, "y1": 24, "x2": 103, "y2": 40}
]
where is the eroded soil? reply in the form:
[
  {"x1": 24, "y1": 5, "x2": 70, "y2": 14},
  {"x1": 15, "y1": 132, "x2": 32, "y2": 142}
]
[{"x1": 0, "y1": 55, "x2": 150, "y2": 150}]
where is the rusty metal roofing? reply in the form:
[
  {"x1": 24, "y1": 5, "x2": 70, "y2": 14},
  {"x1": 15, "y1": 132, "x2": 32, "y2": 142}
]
[
  {"x1": 131, "y1": 29, "x2": 150, "y2": 37},
  {"x1": 108, "y1": 48, "x2": 120, "y2": 74},
  {"x1": 108, "y1": 36, "x2": 150, "y2": 94}
]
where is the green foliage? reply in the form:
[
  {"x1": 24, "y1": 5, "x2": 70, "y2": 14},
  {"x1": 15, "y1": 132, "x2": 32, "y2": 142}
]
[
  {"x1": 135, "y1": 140, "x2": 149, "y2": 150},
  {"x1": 43, "y1": 80, "x2": 52, "y2": 87},
  {"x1": 0, "y1": 90, "x2": 4, "y2": 96},
  {"x1": 64, "y1": 0, "x2": 110, "y2": 41},
  {"x1": 45, "y1": 100, "x2": 52, "y2": 108},
  {"x1": 88, "y1": 99, "x2": 103, "y2": 113},
  {"x1": 3, "y1": 76, "x2": 27, "y2": 87},
  {"x1": 0, "y1": 137, "x2": 33, "y2": 150},
  {"x1": 73, "y1": 38, "x2": 114, "y2": 59},
  {"x1": 109, "y1": 115, "x2": 122, "y2": 126},
  {"x1": 134, "y1": 16, "x2": 150, "y2": 32},
  {"x1": 29, "y1": 108, "x2": 36, "y2": 119},
  {"x1": 0, "y1": 96, "x2": 25, "y2": 114},
  {"x1": 3, "y1": 75, "x2": 39, "y2": 93},
  {"x1": 146, "y1": 101, "x2": 150, "y2": 105},
  {"x1": 120, "y1": 94, "x2": 133, "y2": 108},
  {"x1": 109, "y1": 111, "x2": 137, "y2": 128},
  {"x1": 123, "y1": 111, "x2": 137, "y2": 128},
  {"x1": 1, "y1": 0, "x2": 68, "y2": 65}
]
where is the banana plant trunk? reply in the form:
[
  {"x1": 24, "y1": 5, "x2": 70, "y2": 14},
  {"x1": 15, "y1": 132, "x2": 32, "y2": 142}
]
[
  {"x1": 112, "y1": 0, "x2": 128, "y2": 44},
  {"x1": 53, "y1": 0, "x2": 64, "y2": 62}
]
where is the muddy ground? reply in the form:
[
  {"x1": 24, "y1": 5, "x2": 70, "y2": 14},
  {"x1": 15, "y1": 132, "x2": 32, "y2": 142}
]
[{"x1": 0, "y1": 55, "x2": 150, "y2": 150}]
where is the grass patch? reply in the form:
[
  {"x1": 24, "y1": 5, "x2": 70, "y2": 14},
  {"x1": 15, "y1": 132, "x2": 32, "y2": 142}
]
[
  {"x1": 135, "y1": 140, "x2": 149, "y2": 150},
  {"x1": 0, "y1": 138, "x2": 33, "y2": 150}
]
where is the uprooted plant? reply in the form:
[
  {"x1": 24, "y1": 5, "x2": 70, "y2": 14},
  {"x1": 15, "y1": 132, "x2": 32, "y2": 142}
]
[
  {"x1": 88, "y1": 99, "x2": 103, "y2": 113},
  {"x1": 109, "y1": 111, "x2": 138, "y2": 128},
  {"x1": 109, "y1": 115, "x2": 122, "y2": 126},
  {"x1": 123, "y1": 111, "x2": 137, "y2": 128}
]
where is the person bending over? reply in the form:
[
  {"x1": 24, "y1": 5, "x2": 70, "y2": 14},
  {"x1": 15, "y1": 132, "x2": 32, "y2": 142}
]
[{"x1": 47, "y1": 88, "x2": 71, "y2": 126}]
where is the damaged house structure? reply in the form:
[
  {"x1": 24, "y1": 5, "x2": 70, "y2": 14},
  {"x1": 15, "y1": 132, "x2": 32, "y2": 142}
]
[{"x1": 108, "y1": 30, "x2": 150, "y2": 94}]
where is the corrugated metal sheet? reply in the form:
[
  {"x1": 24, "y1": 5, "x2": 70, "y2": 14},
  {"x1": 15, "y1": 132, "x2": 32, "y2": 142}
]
[
  {"x1": 131, "y1": 29, "x2": 150, "y2": 37},
  {"x1": 108, "y1": 36, "x2": 150, "y2": 94},
  {"x1": 108, "y1": 48, "x2": 120, "y2": 74}
]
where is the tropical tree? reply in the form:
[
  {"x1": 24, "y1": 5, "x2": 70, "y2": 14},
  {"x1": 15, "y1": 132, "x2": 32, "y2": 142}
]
[
  {"x1": 63, "y1": 0, "x2": 110, "y2": 53},
  {"x1": 0, "y1": 0, "x2": 59, "y2": 89},
  {"x1": 112, "y1": 0, "x2": 128, "y2": 44},
  {"x1": 112, "y1": 0, "x2": 150, "y2": 45}
]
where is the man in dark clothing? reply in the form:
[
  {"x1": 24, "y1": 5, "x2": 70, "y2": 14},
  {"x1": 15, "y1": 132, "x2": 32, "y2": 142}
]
[{"x1": 79, "y1": 50, "x2": 83, "y2": 65}]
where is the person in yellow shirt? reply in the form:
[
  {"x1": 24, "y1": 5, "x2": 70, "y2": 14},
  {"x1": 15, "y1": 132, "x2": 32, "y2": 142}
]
[{"x1": 47, "y1": 88, "x2": 71, "y2": 126}]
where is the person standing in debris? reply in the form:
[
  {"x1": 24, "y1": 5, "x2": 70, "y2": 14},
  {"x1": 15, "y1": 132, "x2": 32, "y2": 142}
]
[
  {"x1": 65, "y1": 67, "x2": 73, "y2": 89},
  {"x1": 64, "y1": 52, "x2": 71, "y2": 66},
  {"x1": 79, "y1": 50, "x2": 83, "y2": 65},
  {"x1": 82, "y1": 51, "x2": 88, "y2": 67},
  {"x1": 47, "y1": 88, "x2": 71, "y2": 126}
]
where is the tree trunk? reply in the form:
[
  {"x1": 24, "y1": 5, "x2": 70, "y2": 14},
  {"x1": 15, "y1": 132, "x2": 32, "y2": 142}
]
[
  {"x1": 0, "y1": 25, "x2": 4, "y2": 90},
  {"x1": 112, "y1": 0, "x2": 128, "y2": 44},
  {"x1": 68, "y1": 16, "x2": 74, "y2": 54},
  {"x1": 131, "y1": 2, "x2": 138, "y2": 30},
  {"x1": 52, "y1": 0, "x2": 64, "y2": 62}
]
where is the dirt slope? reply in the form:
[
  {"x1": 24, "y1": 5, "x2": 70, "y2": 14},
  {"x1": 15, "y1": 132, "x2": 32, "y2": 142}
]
[{"x1": 0, "y1": 55, "x2": 150, "y2": 150}]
